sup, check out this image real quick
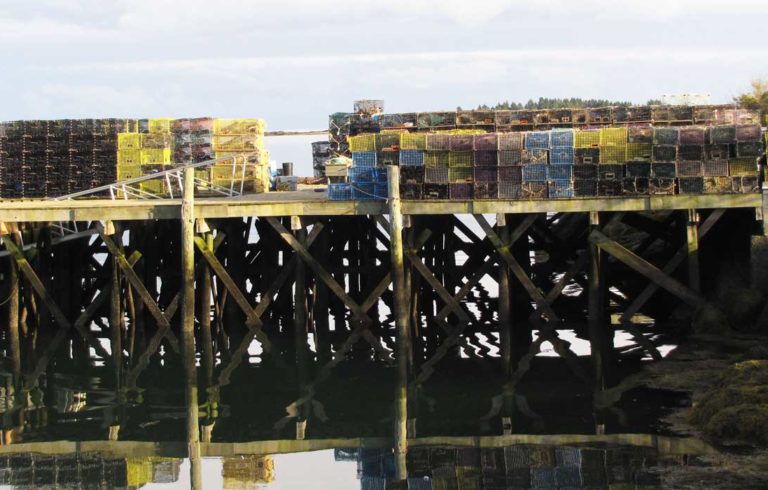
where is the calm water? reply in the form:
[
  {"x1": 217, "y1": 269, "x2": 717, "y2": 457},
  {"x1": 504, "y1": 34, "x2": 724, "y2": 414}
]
[{"x1": 0, "y1": 345, "x2": 713, "y2": 489}]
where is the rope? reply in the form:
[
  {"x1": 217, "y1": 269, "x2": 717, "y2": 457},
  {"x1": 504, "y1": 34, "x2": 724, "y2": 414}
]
[{"x1": 347, "y1": 183, "x2": 390, "y2": 202}]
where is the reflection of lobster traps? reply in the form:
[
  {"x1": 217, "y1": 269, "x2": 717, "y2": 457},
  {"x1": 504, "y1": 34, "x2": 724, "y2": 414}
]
[{"x1": 223, "y1": 455, "x2": 275, "y2": 486}]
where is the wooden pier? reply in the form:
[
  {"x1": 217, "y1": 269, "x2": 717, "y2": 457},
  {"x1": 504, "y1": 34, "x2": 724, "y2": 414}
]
[{"x1": 0, "y1": 170, "x2": 764, "y2": 484}]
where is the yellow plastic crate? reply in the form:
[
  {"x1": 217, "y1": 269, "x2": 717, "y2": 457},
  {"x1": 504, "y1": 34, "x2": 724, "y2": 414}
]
[
  {"x1": 449, "y1": 151, "x2": 474, "y2": 167},
  {"x1": 729, "y1": 158, "x2": 758, "y2": 176},
  {"x1": 118, "y1": 149, "x2": 142, "y2": 166},
  {"x1": 147, "y1": 118, "x2": 172, "y2": 133},
  {"x1": 400, "y1": 132, "x2": 427, "y2": 150},
  {"x1": 213, "y1": 118, "x2": 266, "y2": 135},
  {"x1": 212, "y1": 134, "x2": 263, "y2": 152},
  {"x1": 211, "y1": 164, "x2": 261, "y2": 180},
  {"x1": 117, "y1": 133, "x2": 142, "y2": 150},
  {"x1": 126, "y1": 459, "x2": 153, "y2": 487},
  {"x1": 140, "y1": 148, "x2": 172, "y2": 165},
  {"x1": 627, "y1": 143, "x2": 652, "y2": 162},
  {"x1": 599, "y1": 146, "x2": 627, "y2": 164},
  {"x1": 140, "y1": 133, "x2": 172, "y2": 149},
  {"x1": 214, "y1": 152, "x2": 268, "y2": 166},
  {"x1": 446, "y1": 129, "x2": 485, "y2": 135},
  {"x1": 599, "y1": 127, "x2": 628, "y2": 147},
  {"x1": 348, "y1": 134, "x2": 376, "y2": 152},
  {"x1": 116, "y1": 164, "x2": 142, "y2": 181},
  {"x1": 425, "y1": 150, "x2": 450, "y2": 168},
  {"x1": 574, "y1": 130, "x2": 600, "y2": 148},
  {"x1": 212, "y1": 178, "x2": 268, "y2": 194},
  {"x1": 139, "y1": 179, "x2": 167, "y2": 195},
  {"x1": 448, "y1": 167, "x2": 473, "y2": 183}
]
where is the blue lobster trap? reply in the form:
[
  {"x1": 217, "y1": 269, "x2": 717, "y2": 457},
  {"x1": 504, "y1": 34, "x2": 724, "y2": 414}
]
[
  {"x1": 550, "y1": 147, "x2": 575, "y2": 165},
  {"x1": 522, "y1": 164, "x2": 548, "y2": 182},
  {"x1": 399, "y1": 150, "x2": 425, "y2": 166},
  {"x1": 328, "y1": 183, "x2": 352, "y2": 201},
  {"x1": 525, "y1": 131, "x2": 550, "y2": 150},
  {"x1": 352, "y1": 151, "x2": 377, "y2": 167}
]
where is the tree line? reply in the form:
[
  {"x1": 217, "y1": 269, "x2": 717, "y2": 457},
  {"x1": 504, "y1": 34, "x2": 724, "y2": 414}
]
[{"x1": 465, "y1": 97, "x2": 662, "y2": 111}]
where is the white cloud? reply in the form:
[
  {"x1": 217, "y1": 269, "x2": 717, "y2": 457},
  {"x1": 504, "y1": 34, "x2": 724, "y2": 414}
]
[
  {"x1": 45, "y1": 47, "x2": 768, "y2": 74},
  {"x1": 0, "y1": 17, "x2": 111, "y2": 41}
]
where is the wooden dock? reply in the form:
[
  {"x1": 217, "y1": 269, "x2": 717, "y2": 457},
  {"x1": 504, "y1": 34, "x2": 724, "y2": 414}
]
[
  {"x1": 0, "y1": 189, "x2": 761, "y2": 222},
  {"x1": 0, "y1": 171, "x2": 765, "y2": 484}
]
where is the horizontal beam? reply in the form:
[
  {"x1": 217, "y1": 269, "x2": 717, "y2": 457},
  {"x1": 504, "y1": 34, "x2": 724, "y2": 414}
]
[
  {"x1": 0, "y1": 193, "x2": 760, "y2": 223},
  {"x1": 0, "y1": 434, "x2": 715, "y2": 458}
]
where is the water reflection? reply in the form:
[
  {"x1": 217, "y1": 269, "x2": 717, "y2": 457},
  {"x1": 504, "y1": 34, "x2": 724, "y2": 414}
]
[{"x1": 0, "y1": 440, "x2": 714, "y2": 489}]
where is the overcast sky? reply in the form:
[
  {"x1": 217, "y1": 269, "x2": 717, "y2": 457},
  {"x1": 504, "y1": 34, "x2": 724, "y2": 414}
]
[{"x1": 1, "y1": 0, "x2": 767, "y2": 132}]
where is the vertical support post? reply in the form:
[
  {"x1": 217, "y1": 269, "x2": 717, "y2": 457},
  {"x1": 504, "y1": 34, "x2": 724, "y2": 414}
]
[
  {"x1": 110, "y1": 248, "x2": 123, "y2": 385},
  {"x1": 292, "y1": 216, "x2": 309, "y2": 439},
  {"x1": 496, "y1": 214, "x2": 515, "y2": 435},
  {"x1": 686, "y1": 209, "x2": 700, "y2": 293},
  {"x1": 109, "y1": 247, "x2": 123, "y2": 440},
  {"x1": 181, "y1": 168, "x2": 202, "y2": 489},
  {"x1": 388, "y1": 166, "x2": 410, "y2": 481},
  {"x1": 588, "y1": 211, "x2": 610, "y2": 435},
  {"x1": 587, "y1": 212, "x2": 608, "y2": 393},
  {"x1": 496, "y1": 214, "x2": 512, "y2": 375},
  {"x1": 199, "y1": 226, "x2": 216, "y2": 442},
  {"x1": 6, "y1": 232, "x2": 21, "y2": 379}
]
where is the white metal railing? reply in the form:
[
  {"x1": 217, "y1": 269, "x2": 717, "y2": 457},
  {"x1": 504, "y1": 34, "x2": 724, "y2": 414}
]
[{"x1": 53, "y1": 152, "x2": 259, "y2": 201}]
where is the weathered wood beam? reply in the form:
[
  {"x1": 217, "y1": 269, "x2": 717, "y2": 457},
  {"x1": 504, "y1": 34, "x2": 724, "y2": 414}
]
[
  {"x1": 589, "y1": 230, "x2": 706, "y2": 308},
  {"x1": 215, "y1": 222, "x2": 325, "y2": 385},
  {"x1": 266, "y1": 217, "x2": 374, "y2": 324},
  {"x1": 686, "y1": 209, "x2": 700, "y2": 293},
  {"x1": 473, "y1": 214, "x2": 561, "y2": 322},
  {"x1": 1, "y1": 236, "x2": 111, "y2": 363},
  {"x1": 100, "y1": 232, "x2": 171, "y2": 329}
]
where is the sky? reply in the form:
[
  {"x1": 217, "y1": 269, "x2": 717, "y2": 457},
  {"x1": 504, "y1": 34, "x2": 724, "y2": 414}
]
[{"x1": 1, "y1": 0, "x2": 767, "y2": 172}]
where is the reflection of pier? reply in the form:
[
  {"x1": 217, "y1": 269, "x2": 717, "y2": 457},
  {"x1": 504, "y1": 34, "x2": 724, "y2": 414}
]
[
  {"x1": 0, "y1": 452, "x2": 180, "y2": 488},
  {"x1": 0, "y1": 168, "x2": 761, "y2": 485},
  {"x1": 0, "y1": 435, "x2": 713, "y2": 488}
]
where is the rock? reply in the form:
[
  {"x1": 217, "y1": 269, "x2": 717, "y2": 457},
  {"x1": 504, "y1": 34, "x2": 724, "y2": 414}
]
[
  {"x1": 705, "y1": 404, "x2": 768, "y2": 446},
  {"x1": 692, "y1": 305, "x2": 731, "y2": 335},
  {"x1": 690, "y1": 360, "x2": 768, "y2": 446},
  {"x1": 722, "y1": 288, "x2": 765, "y2": 331}
]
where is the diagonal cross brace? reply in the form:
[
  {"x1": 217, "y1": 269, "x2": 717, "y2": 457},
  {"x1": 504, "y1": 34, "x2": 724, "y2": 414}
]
[
  {"x1": 619, "y1": 209, "x2": 724, "y2": 324},
  {"x1": 589, "y1": 230, "x2": 706, "y2": 308},
  {"x1": 266, "y1": 218, "x2": 375, "y2": 325},
  {"x1": 215, "y1": 223, "x2": 326, "y2": 385},
  {"x1": 473, "y1": 214, "x2": 561, "y2": 322},
  {"x1": 0, "y1": 235, "x2": 112, "y2": 365}
]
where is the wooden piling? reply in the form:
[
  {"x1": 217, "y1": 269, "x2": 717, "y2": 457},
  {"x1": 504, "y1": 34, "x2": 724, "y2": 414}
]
[
  {"x1": 387, "y1": 166, "x2": 410, "y2": 481},
  {"x1": 181, "y1": 168, "x2": 202, "y2": 489},
  {"x1": 686, "y1": 209, "x2": 700, "y2": 293},
  {"x1": 110, "y1": 251, "x2": 123, "y2": 389},
  {"x1": 587, "y1": 212, "x2": 608, "y2": 392},
  {"x1": 292, "y1": 216, "x2": 310, "y2": 431},
  {"x1": 6, "y1": 232, "x2": 21, "y2": 379},
  {"x1": 199, "y1": 230, "x2": 215, "y2": 388},
  {"x1": 497, "y1": 214, "x2": 512, "y2": 375}
]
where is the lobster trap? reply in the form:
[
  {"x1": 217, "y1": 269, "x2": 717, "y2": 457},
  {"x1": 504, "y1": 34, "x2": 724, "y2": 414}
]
[{"x1": 574, "y1": 148, "x2": 600, "y2": 164}]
